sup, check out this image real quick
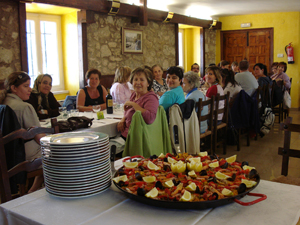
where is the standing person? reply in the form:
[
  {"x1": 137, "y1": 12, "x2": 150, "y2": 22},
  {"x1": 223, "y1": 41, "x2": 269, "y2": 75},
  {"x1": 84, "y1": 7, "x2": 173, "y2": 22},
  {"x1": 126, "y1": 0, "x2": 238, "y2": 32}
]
[
  {"x1": 117, "y1": 67, "x2": 159, "y2": 139},
  {"x1": 0, "y1": 72, "x2": 46, "y2": 193},
  {"x1": 271, "y1": 62, "x2": 291, "y2": 89},
  {"x1": 205, "y1": 66, "x2": 224, "y2": 122},
  {"x1": 110, "y1": 66, "x2": 133, "y2": 104},
  {"x1": 253, "y1": 63, "x2": 272, "y2": 87},
  {"x1": 182, "y1": 71, "x2": 208, "y2": 133},
  {"x1": 159, "y1": 66, "x2": 185, "y2": 112},
  {"x1": 76, "y1": 69, "x2": 107, "y2": 112},
  {"x1": 26, "y1": 74, "x2": 60, "y2": 120},
  {"x1": 235, "y1": 60, "x2": 258, "y2": 96},
  {"x1": 151, "y1": 64, "x2": 168, "y2": 98},
  {"x1": 231, "y1": 61, "x2": 239, "y2": 74}
]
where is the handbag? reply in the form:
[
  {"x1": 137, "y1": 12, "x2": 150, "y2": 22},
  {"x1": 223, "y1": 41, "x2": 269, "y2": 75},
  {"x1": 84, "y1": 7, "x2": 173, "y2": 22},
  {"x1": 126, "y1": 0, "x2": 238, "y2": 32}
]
[
  {"x1": 57, "y1": 116, "x2": 94, "y2": 133},
  {"x1": 283, "y1": 90, "x2": 291, "y2": 108}
]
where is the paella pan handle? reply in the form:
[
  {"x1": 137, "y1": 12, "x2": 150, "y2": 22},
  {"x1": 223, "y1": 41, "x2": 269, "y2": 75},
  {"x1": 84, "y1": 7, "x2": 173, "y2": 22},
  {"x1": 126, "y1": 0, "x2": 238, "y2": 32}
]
[
  {"x1": 122, "y1": 155, "x2": 145, "y2": 162},
  {"x1": 234, "y1": 193, "x2": 267, "y2": 206}
]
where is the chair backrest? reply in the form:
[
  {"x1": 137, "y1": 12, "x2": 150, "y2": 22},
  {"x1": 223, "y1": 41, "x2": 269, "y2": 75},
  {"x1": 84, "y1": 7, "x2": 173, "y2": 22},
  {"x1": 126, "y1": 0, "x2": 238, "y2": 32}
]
[
  {"x1": 123, "y1": 106, "x2": 172, "y2": 158},
  {"x1": 214, "y1": 92, "x2": 230, "y2": 125},
  {"x1": 197, "y1": 95, "x2": 215, "y2": 131},
  {"x1": 0, "y1": 118, "x2": 59, "y2": 203}
]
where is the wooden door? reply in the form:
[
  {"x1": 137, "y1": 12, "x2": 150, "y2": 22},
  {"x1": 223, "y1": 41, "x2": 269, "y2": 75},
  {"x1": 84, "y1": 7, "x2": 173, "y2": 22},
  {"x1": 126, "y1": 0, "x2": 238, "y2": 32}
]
[{"x1": 221, "y1": 28, "x2": 273, "y2": 72}]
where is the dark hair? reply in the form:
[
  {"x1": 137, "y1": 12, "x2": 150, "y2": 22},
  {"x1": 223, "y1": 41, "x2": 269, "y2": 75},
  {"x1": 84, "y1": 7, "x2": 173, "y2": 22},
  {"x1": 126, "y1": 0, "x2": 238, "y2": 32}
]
[
  {"x1": 130, "y1": 67, "x2": 153, "y2": 91},
  {"x1": 238, "y1": 60, "x2": 249, "y2": 71},
  {"x1": 271, "y1": 62, "x2": 278, "y2": 68},
  {"x1": 220, "y1": 60, "x2": 230, "y2": 67},
  {"x1": 85, "y1": 69, "x2": 101, "y2": 80},
  {"x1": 167, "y1": 66, "x2": 184, "y2": 80},
  {"x1": 253, "y1": 63, "x2": 268, "y2": 76},
  {"x1": 277, "y1": 61, "x2": 287, "y2": 72},
  {"x1": 5, "y1": 71, "x2": 31, "y2": 93},
  {"x1": 191, "y1": 63, "x2": 199, "y2": 70},
  {"x1": 221, "y1": 69, "x2": 238, "y2": 88},
  {"x1": 208, "y1": 63, "x2": 216, "y2": 67}
]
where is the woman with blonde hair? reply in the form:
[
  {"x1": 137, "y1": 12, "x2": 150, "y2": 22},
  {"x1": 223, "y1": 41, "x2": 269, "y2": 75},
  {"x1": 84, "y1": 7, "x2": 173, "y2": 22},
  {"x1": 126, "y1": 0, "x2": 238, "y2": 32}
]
[
  {"x1": 111, "y1": 66, "x2": 133, "y2": 104},
  {"x1": 0, "y1": 71, "x2": 45, "y2": 193},
  {"x1": 26, "y1": 74, "x2": 60, "y2": 120}
]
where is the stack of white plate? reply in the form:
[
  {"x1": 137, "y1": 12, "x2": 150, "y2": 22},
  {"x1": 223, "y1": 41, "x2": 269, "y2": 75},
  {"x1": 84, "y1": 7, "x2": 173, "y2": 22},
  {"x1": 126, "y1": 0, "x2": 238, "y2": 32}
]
[{"x1": 40, "y1": 132, "x2": 111, "y2": 198}]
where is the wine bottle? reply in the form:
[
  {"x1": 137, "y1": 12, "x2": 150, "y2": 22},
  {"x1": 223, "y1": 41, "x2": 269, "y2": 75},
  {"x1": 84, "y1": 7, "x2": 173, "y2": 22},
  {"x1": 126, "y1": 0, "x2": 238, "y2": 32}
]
[{"x1": 106, "y1": 88, "x2": 113, "y2": 114}]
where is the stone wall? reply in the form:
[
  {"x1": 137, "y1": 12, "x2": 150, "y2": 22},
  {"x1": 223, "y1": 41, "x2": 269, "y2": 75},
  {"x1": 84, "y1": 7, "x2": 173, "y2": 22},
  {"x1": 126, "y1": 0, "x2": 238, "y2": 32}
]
[
  {"x1": 0, "y1": 1, "x2": 21, "y2": 79},
  {"x1": 205, "y1": 29, "x2": 216, "y2": 67},
  {"x1": 87, "y1": 13, "x2": 176, "y2": 74}
]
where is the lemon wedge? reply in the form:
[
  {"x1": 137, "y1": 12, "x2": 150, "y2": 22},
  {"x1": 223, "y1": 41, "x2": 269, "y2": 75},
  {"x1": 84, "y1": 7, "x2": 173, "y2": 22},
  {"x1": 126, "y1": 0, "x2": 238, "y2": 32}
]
[
  {"x1": 187, "y1": 162, "x2": 202, "y2": 172},
  {"x1": 241, "y1": 179, "x2": 257, "y2": 188},
  {"x1": 147, "y1": 160, "x2": 160, "y2": 171},
  {"x1": 164, "y1": 180, "x2": 174, "y2": 188},
  {"x1": 188, "y1": 170, "x2": 197, "y2": 178},
  {"x1": 145, "y1": 187, "x2": 158, "y2": 198},
  {"x1": 199, "y1": 151, "x2": 208, "y2": 157},
  {"x1": 243, "y1": 165, "x2": 256, "y2": 171},
  {"x1": 158, "y1": 153, "x2": 165, "y2": 158},
  {"x1": 226, "y1": 155, "x2": 237, "y2": 163},
  {"x1": 180, "y1": 190, "x2": 192, "y2": 201},
  {"x1": 142, "y1": 176, "x2": 156, "y2": 183},
  {"x1": 185, "y1": 182, "x2": 197, "y2": 192},
  {"x1": 171, "y1": 162, "x2": 186, "y2": 173},
  {"x1": 189, "y1": 157, "x2": 201, "y2": 163},
  {"x1": 209, "y1": 161, "x2": 219, "y2": 168},
  {"x1": 112, "y1": 175, "x2": 128, "y2": 183},
  {"x1": 168, "y1": 157, "x2": 177, "y2": 164},
  {"x1": 222, "y1": 188, "x2": 233, "y2": 196},
  {"x1": 123, "y1": 161, "x2": 138, "y2": 168},
  {"x1": 215, "y1": 171, "x2": 231, "y2": 180}
]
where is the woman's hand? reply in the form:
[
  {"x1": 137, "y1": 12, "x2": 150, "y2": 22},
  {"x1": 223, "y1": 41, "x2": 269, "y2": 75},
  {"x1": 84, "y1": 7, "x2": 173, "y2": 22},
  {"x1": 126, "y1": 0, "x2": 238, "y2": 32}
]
[
  {"x1": 117, "y1": 117, "x2": 126, "y2": 132},
  {"x1": 123, "y1": 101, "x2": 136, "y2": 111}
]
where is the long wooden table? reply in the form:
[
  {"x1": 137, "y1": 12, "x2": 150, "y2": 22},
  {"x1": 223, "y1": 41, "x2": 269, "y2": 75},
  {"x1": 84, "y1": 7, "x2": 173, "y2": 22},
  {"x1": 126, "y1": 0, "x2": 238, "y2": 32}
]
[{"x1": 1, "y1": 159, "x2": 300, "y2": 225}]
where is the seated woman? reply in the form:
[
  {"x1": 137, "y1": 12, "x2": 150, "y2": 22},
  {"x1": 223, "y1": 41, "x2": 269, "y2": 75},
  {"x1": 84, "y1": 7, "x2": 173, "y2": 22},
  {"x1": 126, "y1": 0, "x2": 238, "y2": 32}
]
[
  {"x1": 77, "y1": 69, "x2": 107, "y2": 112},
  {"x1": 221, "y1": 69, "x2": 242, "y2": 101},
  {"x1": 159, "y1": 66, "x2": 185, "y2": 112},
  {"x1": 152, "y1": 64, "x2": 168, "y2": 98},
  {"x1": 182, "y1": 71, "x2": 208, "y2": 134},
  {"x1": 253, "y1": 63, "x2": 272, "y2": 87},
  {"x1": 205, "y1": 66, "x2": 224, "y2": 123},
  {"x1": 0, "y1": 72, "x2": 45, "y2": 193},
  {"x1": 111, "y1": 66, "x2": 133, "y2": 104},
  {"x1": 26, "y1": 74, "x2": 60, "y2": 120},
  {"x1": 117, "y1": 67, "x2": 159, "y2": 139},
  {"x1": 271, "y1": 62, "x2": 291, "y2": 90}
]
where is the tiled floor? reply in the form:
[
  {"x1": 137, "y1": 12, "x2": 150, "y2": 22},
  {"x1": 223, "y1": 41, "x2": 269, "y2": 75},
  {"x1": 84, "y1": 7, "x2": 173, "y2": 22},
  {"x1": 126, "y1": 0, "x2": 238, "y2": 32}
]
[{"x1": 217, "y1": 110, "x2": 300, "y2": 181}]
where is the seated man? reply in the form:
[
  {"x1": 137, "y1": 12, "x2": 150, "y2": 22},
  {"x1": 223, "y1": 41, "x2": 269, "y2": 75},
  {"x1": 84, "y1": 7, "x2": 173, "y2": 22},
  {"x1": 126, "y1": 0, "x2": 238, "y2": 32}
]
[
  {"x1": 235, "y1": 60, "x2": 258, "y2": 96},
  {"x1": 191, "y1": 63, "x2": 200, "y2": 74}
]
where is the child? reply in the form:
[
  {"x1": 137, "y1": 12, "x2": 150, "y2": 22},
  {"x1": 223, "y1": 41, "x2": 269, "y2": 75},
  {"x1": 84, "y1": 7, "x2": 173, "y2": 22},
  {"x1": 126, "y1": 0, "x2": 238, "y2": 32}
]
[{"x1": 205, "y1": 66, "x2": 224, "y2": 123}]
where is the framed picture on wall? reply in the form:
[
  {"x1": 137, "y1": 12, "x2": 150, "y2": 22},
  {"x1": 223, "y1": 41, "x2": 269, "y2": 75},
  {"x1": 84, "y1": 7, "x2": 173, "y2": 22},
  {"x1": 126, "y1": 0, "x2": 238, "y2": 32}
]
[{"x1": 122, "y1": 28, "x2": 143, "y2": 54}]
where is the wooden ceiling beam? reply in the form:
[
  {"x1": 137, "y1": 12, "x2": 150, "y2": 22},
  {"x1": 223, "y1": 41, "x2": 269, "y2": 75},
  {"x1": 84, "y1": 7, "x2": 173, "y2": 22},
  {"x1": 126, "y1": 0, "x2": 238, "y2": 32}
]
[{"x1": 23, "y1": 0, "x2": 221, "y2": 29}]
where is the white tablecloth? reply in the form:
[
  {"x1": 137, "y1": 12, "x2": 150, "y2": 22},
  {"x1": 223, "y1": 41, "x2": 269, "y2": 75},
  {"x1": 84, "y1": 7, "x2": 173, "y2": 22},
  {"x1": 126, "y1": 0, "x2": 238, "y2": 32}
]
[{"x1": 1, "y1": 159, "x2": 300, "y2": 225}]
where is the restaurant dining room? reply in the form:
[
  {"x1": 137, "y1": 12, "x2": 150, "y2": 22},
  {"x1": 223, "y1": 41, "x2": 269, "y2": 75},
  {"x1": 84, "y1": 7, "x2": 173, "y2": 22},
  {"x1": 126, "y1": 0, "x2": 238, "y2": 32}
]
[{"x1": 1, "y1": 0, "x2": 300, "y2": 224}]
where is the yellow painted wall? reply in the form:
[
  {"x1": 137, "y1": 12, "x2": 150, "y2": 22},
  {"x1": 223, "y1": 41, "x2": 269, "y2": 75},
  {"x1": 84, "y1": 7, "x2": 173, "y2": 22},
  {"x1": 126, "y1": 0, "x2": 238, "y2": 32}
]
[
  {"x1": 183, "y1": 27, "x2": 201, "y2": 73},
  {"x1": 216, "y1": 12, "x2": 300, "y2": 109},
  {"x1": 60, "y1": 11, "x2": 79, "y2": 100}
]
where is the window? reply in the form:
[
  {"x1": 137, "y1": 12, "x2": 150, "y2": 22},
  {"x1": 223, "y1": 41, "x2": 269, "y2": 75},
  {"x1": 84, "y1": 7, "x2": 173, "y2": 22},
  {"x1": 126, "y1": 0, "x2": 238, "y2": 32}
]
[
  {"x1": 178, "y1": 29, "x2": 184, "y2": 67},
  {"x1": 26, "y1": 13, "x2": 64, "y2": 91}
]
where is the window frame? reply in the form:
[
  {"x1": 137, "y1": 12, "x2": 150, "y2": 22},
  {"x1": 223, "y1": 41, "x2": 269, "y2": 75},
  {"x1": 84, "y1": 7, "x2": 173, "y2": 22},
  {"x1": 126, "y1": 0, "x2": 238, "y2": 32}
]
[{"x1": 26, "y1": 13, "x2": 65, "y2": 91}]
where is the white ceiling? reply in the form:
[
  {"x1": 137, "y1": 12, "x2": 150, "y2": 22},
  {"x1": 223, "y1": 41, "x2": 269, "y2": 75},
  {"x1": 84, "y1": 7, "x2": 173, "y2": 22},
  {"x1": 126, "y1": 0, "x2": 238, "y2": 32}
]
[{"x1": 122, "y1": 0, "x2": 300, "y2": 20}]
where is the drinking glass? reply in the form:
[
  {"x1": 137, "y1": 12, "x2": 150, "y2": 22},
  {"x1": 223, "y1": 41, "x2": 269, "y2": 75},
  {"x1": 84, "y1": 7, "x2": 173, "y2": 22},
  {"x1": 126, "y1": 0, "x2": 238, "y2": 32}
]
[
  {"x1": 58, "y1": 107, "x2": 67, "y2": 119},
  {"x1": 92, "y1": 105, "x2": 101, "y2": 113},
  {"x1": 70, "y1": 109, "x2": 79, "y2": 117}
]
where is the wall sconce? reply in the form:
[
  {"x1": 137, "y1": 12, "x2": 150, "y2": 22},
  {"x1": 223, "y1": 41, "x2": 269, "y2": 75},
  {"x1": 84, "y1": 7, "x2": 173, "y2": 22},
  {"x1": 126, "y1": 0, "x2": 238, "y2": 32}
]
[
  {"x1": 108, "y1": 0, "x2": 120, "y2": 16},
  {"x1": 163, "y1": 12, "x2": 174, "y2": 23},
  {"x1": 209, "y1": 20, "x2": 217, "y2": 29}
]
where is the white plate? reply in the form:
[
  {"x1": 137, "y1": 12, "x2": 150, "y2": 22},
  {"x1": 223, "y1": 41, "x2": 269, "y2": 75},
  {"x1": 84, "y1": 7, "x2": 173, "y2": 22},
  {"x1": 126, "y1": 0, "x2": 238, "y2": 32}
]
[
  {"x1": 42, "y1": 156, "x2": 110, "y2": 168},
  {"x1": 41, "y1": 132, "x2": 108, "y2": 146},
  {"x1": 44, "y1": 138, "x2": 109, "y2": 150},
  {"x1": 46, "y1": 182, "x2": 111, "y2": 198}
]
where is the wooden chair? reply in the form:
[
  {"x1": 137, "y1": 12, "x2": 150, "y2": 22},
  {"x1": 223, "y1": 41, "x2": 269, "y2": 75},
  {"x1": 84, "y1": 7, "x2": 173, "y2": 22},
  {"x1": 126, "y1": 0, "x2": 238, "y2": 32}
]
[
  {"x1": 283, "y1": 78, "x2": 292, "y2": 120},
  {"x1": 197, "y1": 96, "x2": 215, "y2": 154},
  {"x1": 0, "y1": 118, "x2": 59, "y2": 203},
  {"x1": 278, "y1": 117, "x2": 300, "y2": 176},
  {"x1": 213, "y1": 92, "x2": 230, "y2": 155},
  {"x1": 271, "y1": 80, "x2": 284, "y2": 123}
]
